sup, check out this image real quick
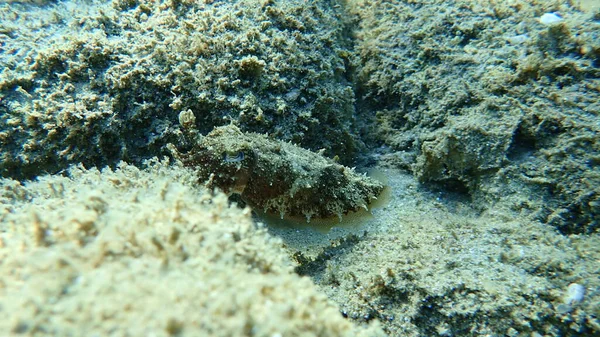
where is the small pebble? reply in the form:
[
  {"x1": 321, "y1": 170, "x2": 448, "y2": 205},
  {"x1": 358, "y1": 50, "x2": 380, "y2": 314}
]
[
  {"x1": 539, "y1": 13, "x2": 563, "y2": 25},
  {"x1": 506, "y1": 34, "x2": 529, "y2": 45},
  {"x1": 564, "y1": 283, "x2": 585, "y2": 305}
]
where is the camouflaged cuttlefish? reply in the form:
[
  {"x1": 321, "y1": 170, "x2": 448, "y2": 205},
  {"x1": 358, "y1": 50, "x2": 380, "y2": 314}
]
[{"x1": 168, "y1": 123, "x2": 384, "y2": 222}]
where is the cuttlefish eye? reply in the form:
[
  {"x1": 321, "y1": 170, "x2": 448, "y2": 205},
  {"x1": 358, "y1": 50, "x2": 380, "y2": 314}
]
[{"x1": 223, "y1": 151, "x2": 245, "y2": 163}]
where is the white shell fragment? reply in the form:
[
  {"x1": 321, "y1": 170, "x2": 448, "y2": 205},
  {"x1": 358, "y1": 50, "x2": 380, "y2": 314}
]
[
  {"x1": 539, "y1": 13, "x2": 563, "y2": 25},
  {"x1": 564, "y1": 283, "x2": 585, "y2": 305},
  {"x1": 506, "y1": 34, "x2": 529, "y2": 45}
]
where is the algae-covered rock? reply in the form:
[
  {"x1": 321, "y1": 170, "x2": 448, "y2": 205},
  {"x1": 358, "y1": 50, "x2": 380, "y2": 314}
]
[
  {"x1": 350, "y1": 0, "x2": 600, "y2": 233},
  {"x1": 169, "y1": 123, "x2": 384, "y2": 222},
  {"x1": 0, "y1": 160, "x2": 385, "y2": 337},
  {"x1": 0, "y1": 0, "x2": 359, "y2": 180},
  {"x1": 414, "y1": 113, "x2": 518, "y2": 192}
]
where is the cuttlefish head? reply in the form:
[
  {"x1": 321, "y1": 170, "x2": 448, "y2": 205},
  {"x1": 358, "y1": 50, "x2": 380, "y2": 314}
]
[{"x1": 168, "y1": 125, "x2": 257, "y2": 195}]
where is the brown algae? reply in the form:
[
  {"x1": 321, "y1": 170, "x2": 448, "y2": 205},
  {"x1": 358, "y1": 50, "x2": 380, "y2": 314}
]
[{"x1": 168, "y1": 122, "x2": 385, "y2": 223}]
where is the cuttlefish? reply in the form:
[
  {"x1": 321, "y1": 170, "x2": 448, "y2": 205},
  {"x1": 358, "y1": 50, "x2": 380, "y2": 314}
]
[{"x1": 168, "y1": 123, "x2": 384, "y2": 223}]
